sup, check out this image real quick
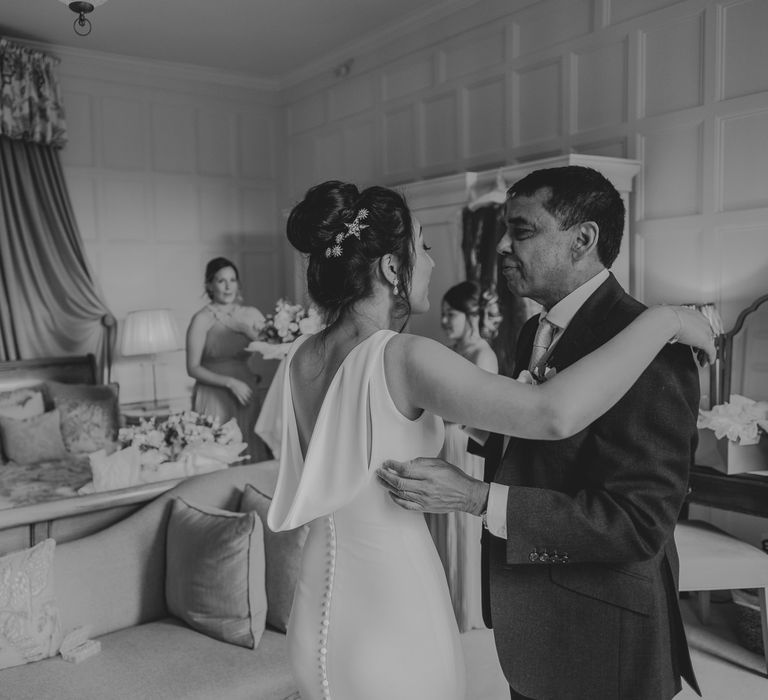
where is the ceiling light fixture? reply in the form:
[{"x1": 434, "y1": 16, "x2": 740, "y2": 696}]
[{"x1": 58, "y1": 0, "x2": 108, "y2": 37}]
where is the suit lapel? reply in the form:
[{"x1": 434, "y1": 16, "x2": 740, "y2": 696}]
[
  {"x1": 547, "y1": 273, "x2": 626, "y2": 372},
  {"x1": 496, "y1": 274, "x2": 627, "y2": 482}
]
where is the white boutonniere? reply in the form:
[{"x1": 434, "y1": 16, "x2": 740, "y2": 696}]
[{"x1": 517, "y1": 366, "x2": 557, "y2": 385}]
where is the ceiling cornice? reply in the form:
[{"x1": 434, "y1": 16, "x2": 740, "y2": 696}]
[{"x1": 10, "y1": 36, "x2": 281, "y2": 93}]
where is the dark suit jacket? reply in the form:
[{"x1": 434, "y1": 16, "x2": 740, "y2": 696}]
[{"x1": 486, "y1": 274, "x2": 700, "y2": 700}]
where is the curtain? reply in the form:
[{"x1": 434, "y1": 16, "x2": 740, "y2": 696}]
[
  {"x1": 0, "y1": 39, "x2": 115, "y2": 379},
  {"x1": 461, "y1": 204, "x2": 539, "y2": 377},
  {"x1": 0, "y1": 38, "x2": 67, "y2": 148}
]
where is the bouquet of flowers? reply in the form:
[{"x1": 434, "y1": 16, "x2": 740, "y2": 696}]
[
  {"x1": 247, "y1": 298, "x2": 323, "y2": 359},
  {"x1": 118, "y1": 410, "x2": 246, "y2": 463},
  {"x1": 83, "y1": 411, "x2": 247, "y2": 494}
]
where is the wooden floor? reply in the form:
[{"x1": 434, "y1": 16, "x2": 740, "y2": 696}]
[{"x1": 462, "y1": 597, "x2": 767, "y2": 700}]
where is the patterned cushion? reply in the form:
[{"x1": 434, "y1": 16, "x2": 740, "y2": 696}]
[
  {"x1": 0, "y1": 410, "x2": 68, "y2": 464},
  {"x1": 0, "y1": 390, "x2": 44, "y2": 420},
  {"x1": 165, "y1": 498, "x2": 267, "y2": 649},
  {"x1": 0, "y1": 539, "x2": 63, "y2": 670},
  {"x1": 241, "y1": 483, "x2": 308, "y2": 632},
  {"x1": 46, "y1": 382, "x2": 119, "y2": 455}
]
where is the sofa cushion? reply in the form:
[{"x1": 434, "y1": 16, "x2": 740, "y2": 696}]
[
  {"x1": 0, "y1": 390, "x2": 44, "y2": 420},
  {"x1": 0, "y1": 539, "x2": 63, "y2": 670},
  {"x1": 165, "y1": 498, "x2": 267, "y2": 649},
  {"x1": 0, "y1": 409, "x2": 68, "y2": 464},
  {"x1": 46, "y1": 382, "x2": 119, "y2": 455},
  {"x1": 0, "y1": 618, "x2": 298, "y2": 700},
  {"x1": 241, "y1": 483, "x2": 307, "y2": 632}
]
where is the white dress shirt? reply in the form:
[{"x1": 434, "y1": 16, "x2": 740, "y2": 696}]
[{"x1": 485, "y1": 269, "x2": 610, "y2": 538}]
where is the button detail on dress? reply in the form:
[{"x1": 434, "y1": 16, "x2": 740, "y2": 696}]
[{"x1": 318, "y1": 515, "x2": 337, "y2": 699}]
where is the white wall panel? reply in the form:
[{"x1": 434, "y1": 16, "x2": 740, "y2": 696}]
[
  {"x1": 313, "y1": 131, "x2": 344, "y2": 181},
  {"x1": 442, "y1": 29, "x2": 505, "y2": 81},
  {"x1": 721, "y1": 0, "x2": 768, "y2": 100},
  {"x1": 288, "y1": 93, "x2": 326, "y2": 135},
  {"x1": 640, "y1": 123, "x2": 702, "y2": 219},
  {"x1": 344, "y1": 121, "x2": 376, "y2": 185},
  {"x1": 639, "y1": 225, "x2": 705, "y2": 304},
  {"x1": 574, "y1": 139, "x2": 627, "y2": 158},
  {"x1": 198, "y1": 182, "x2": 236, "y2": 239},
  {"x1": 151, "y1": 103, "x2": 196, "y2": 173},
  {"x1": 515, "y1": 60, "x2": 561, "y2": 146},
  {"x1": 716, "y1": 225, "x2": 768, "y2": 313},
  {"x1": 289, "y1": 132, "x2": 317, "y2": 197},
  {"x1": 383, "y1": 106, "x2": 417, "y2": 176},
  {"x1": 197, "y1": 109, "x2": 234, "y2": 177},
  {"x1": 720, "y1": 109, "x2": 768, "y2": 212},
  {"x1": 610, "y1": 0, "x2": 685, "y2": 24},
  {"x1": 642, "y1": 12, "x2": 704, "y2": 116},
  {"x1": 382, "y1": 56, "x2": 433, "y2": 102},
  {"x1": 329, "y1": 76, "x2": 374, "y2": 120},
  {"x1": 154, "y1": 180, "x2": 199, "y2": 241},
  {"x1": 465, "y1": 77, "x2": 506, "y2": 159},
  {"x1": 239, "y1": 187, "x2": 277, "y2": 233},
  {"x1": 239, "y1": 112, "x2": 274, "y2": 179},
  {"x1": 422, "y1": 93, "x2": 458, "y2": 167},
  {"x1": 101, "y1": 97, "x2": 147, "y2": 170},
  {"x1": 515, "y1": 0, "x2": 594, "y2": 56},
  {"x1": 574, "y1": 40, "x2": 628, "y2": 132},
  {"x1": 60, "y1": 92, "x2": 94, "y2": 167},
  {"x1": 100, "y1": 177, "x2": 149, "y2": 240}
]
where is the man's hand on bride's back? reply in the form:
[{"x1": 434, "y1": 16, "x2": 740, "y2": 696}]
[
  {"x1": 376, "y1": 458, "x2": 489, "y2": 516},
  {"x1": 665, "y1": 305, "x2": 717, "y2": 365}
]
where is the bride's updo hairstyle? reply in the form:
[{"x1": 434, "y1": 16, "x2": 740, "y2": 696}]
[{"x1": 287, "y1": 180, "x2": 415, "y2": 326}]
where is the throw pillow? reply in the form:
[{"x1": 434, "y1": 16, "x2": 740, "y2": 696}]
[
  {"x1": 0, "y1": 539, "x2": 63, "y2": 670},
  {"x1": 0, "y1": 391, "x2": 44, "y2": 420},
  {"x1": 240, "y1": 483, "x2": 308, "y2": 632},
  {"x1": 45, "y1": 382, "x2": 119, "y2": 455},
  {"x1": 54, "y1": 396, "x2": 119, "y2": 455},
  {"x1": 165, "y1": 497, "x2": 267, "y2": 649},
  {"x1": 0, "y1": 410, "x2": 68, "y2": 464}
]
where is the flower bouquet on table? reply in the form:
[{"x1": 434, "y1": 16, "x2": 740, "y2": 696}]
[
  {"x1": 247, "y1": 298, "x2": 324, "y2": 360},
  {"x1": 81, "y1": 411, "x2": 248, "y2": 493}
]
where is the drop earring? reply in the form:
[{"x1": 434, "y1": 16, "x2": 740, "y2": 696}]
[{"x1": 393, "y1": 278, "x2": 399, "y2": 297}]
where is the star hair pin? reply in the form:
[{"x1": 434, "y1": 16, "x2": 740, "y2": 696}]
[{"x1": 326, "y1": 208, "x2": 369, "y2": 258}]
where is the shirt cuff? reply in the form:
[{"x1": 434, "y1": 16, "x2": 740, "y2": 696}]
[{"x1": 486, "y1": 482, "x2": 509, "y2": 539}]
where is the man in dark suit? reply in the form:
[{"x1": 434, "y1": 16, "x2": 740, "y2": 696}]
[{"x1": 378, "y1": 166, "x2": 701, "y2": 699}]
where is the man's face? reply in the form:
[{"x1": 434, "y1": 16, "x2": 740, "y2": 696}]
[{"x1": 497, "y1": 187, "x2": 576, "y2": 308}]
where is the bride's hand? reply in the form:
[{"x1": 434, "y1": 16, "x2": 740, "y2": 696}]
[{"x1": 664, "y1": 306, "x2": 717, "y2": 364}]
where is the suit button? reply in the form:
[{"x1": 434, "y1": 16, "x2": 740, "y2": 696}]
[{"x1": 529, "y1": 551, "x2": 539, "y2": 563}]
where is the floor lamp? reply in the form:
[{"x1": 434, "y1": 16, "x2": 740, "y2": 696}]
[{"x1": 121, "y1": 309, "x2": 181, "y2": 407}]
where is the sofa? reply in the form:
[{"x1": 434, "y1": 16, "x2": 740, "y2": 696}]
[{"x1": 0, "y1": 460, "x2": 299, "y2": 700}]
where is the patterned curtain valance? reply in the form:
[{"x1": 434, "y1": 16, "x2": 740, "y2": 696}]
[{"x1": 0, "y1": 38, "x2": 67, "y2": 148}]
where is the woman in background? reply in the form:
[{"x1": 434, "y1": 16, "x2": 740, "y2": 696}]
[
  {"x1": 428, "y1": 280, "x2": 497, "y2": 631},
  {"x1": 186, "y1": 257, "x2": 270, "y2": 462}
]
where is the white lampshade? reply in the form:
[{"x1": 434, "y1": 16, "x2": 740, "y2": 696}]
[{"x1": 121, "y1": 309, "x2": 181, "y2": 357}]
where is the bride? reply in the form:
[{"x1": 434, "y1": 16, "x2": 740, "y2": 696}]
[{"x1": 266, "y1": 181, "x2": 714, "y2": 700}]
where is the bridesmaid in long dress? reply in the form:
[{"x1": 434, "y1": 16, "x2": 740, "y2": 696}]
[
  {"x1": 428, "y1": 280, "x2": 497, "y2": 631},
  {"x1": 186, "y1": 257, "x2": 270, "y2": 463}
]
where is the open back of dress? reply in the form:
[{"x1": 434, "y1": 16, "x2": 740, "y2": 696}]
[{"x1": 268, "y1": 330, "x2": 465, "y2": 700}]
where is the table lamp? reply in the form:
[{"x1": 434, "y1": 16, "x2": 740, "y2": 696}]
[{"x1": 121, "y1": 308, "x2": 181, "y2": 407}]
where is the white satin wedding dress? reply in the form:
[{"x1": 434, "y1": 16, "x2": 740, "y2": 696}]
[{"x1": 267, "y1": 329, "x2": 466, "y2": 700}]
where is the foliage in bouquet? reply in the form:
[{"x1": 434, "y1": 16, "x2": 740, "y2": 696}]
[
  {"x1": 118, "y1": 410, "x2": 244, "y2": 463},
  {"x1": 258, "y1": 298, "x2": 323, "y2": 344}
]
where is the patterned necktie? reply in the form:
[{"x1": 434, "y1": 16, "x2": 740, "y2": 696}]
[{"x1": 528, "y1": 316, "x2": 557, "y2": 375}]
